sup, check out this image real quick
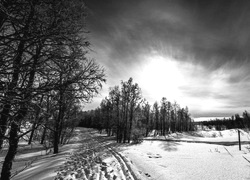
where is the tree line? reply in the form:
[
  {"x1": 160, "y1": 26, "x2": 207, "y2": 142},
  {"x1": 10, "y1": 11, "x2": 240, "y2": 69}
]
[
  {"x1": 0, "y1": 1, "x2": 105, "y2": 179},
  {"x1": 79, "y1": 77, "x2": 195, "y2": 143},
  {"x1": 195, "y1": 111, "x2": 250, "y2": 130}
]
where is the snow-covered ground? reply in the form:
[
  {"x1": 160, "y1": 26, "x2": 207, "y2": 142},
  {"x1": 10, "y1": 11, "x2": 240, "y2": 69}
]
[
  {"x1": 147, "y1": 129, "x2": 250, "y2": 144},
  {"x1": 3, "y1": 128, "x2": 141, "y2": 180},
  {"x1": 120, "y1": 140, "x2": 250, "y2": 179},
  {"x1": 1, "y1": 128, "x2": 249, "y2": 180},
  {"x1": 119, "y1": 129, "x2": 250, "y2": 180},
  {"x1": 10, "y1": 131, "x2": 82, "y2": 180}
]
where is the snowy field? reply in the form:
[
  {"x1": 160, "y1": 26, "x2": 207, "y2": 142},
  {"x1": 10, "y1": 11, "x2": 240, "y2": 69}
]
[
  {"x1": 1, "y1": 128, "x2": 249, "y2": 180},
  {"x1": 147, "y1": 129, "x2": 250, "y2": 144},
  {"x1": 121, "y1": 140, "x2": 250, "y2": 180},
  {"x1": 119, "y1": 129, "x2": 250, "y2": 179}
]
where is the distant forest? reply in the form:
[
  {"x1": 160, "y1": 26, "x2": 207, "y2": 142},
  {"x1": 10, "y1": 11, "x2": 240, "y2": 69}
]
[
  {"x1": 195, "y1": 111, "x2": 250, "y2": 130},
  {"x1": 79, "y1": 78, "x2": 250, "y2": 142},
  {"x1": 80, "y1": 77, "x2": 195, "y2": 143}
]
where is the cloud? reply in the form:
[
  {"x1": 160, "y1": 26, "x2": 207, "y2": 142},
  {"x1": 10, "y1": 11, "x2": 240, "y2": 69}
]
[
  {"x1": 84, "y1": 0, "x2": 250, "y2": 117},
  {"x1": 177, "y1": 61, "x2": 250, "y2": 116},
  {"x1": 87, "y1": 0, "x2": 250, "y2": 66}
]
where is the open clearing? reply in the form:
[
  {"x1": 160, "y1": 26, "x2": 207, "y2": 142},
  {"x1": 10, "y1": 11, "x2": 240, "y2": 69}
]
[{"x1": 1, "y1": 128, "x2": 250, "y2": 180}]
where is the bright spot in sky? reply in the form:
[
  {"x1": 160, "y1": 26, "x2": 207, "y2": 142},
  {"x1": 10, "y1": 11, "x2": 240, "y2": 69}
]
[
  {"x1": 137, "y1": 54, "x2": 232, "y2": 117},
  {"x1": 139, "y1": 55, "x2": 185, "y2": 102}
]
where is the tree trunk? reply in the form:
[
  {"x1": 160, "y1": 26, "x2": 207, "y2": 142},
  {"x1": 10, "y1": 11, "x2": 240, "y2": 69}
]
[
  {"x1": 0, "y1": 122, "x2": 19, "y2": 180},
  {"x1": 119, "y1": 127, "x2": 123, "y2": 143},
  {"x1": 58, "y1": 103, "x2": 65, "y2": 144},
  {"x1": 40, "y1": 126, "x2": 47, "y2": 144},
  {"x1": 54, "y1": 87, "x2": 63, "y2": 154},
  {"x1": 0, "y1": 39, "x2": 25, "y2": 149},
  {"x1": 1, "y1": 100, "x2": 29, "y2": 179},
  {"x1": 28, "y1": 124, "x2": 36, "y2": 145},
  {"x1": 123, "y1": 102, "x2": 128, "y2": 143},
  {"x1": 128, "y1": 108, "x2": 133, "y2": 143},
  {"x1": 116, "y1": 105, "x2": 120, "y2": 143},
  {"x1": 163, "y1": 115, "x2": 165, "y2": 136},
  {"x1": 60, "y1": 130, "x2": 65, "y2": 144},
  {"x1": 0, "y1": 3, "x2": 35, "y2": 148},
  {"x1": 0, "y1": 104, "x2": 11, "y2": 149},
  {"x1": 29, "y1": 95, "x2": 44, "y2": 145},
  {"x1": 53, "y1": 130, "x2": 59, "y2": 154},
  {"x1": 41, "y1": 96, "x2": 50, "y2": 145},
  {"x1": 123, "y1": 126, "x2": 127, "y2": 143},
  {"x1": 53, "y1": 109, "x2": 61, "y2": 154},
  {"x1": 116, "y1": 127, "x2": 119, "y2": 143}
]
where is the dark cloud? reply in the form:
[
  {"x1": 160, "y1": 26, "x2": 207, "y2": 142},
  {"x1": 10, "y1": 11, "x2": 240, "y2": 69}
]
[{"x1": 86, "y1": 0, "x2": 250, "y2": 68}]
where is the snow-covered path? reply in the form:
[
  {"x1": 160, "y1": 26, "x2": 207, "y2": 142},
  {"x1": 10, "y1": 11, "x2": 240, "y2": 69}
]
[{"x1": 11, "y1": 128, "x2": 140, "y2": 180}]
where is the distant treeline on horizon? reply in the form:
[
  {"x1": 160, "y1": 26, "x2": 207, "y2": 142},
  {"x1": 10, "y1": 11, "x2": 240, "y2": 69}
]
[{"x1": 194, "y1": 111, "x2": 250, "y2": 130}]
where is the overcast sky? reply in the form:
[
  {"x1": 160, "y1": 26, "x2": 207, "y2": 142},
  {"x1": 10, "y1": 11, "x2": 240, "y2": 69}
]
[{"x1": 84, "y1": 0, "x2": 250, "y2": 118}]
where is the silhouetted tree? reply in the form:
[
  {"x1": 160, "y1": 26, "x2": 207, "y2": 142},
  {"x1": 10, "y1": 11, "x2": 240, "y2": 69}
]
[
  {"x1": 120, "y1": 78, "x2": 141, "y2": 143},
  {"x1": 0, "y1": 0, "x2": 105, "y2": 179}
]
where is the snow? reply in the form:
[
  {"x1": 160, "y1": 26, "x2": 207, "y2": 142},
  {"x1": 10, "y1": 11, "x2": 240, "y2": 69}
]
[
  {"x1": 11, "y1": 143, "x2": 81, "y2": 180},
  {"x1": 1, "y1": 128, "x2": 250, "y2": 180},
  {"x1": 119, "y1": 129, "x2": 250, "y2": 180},
  {"x1": 120, "y1": 141, "x2": 250, "y2": 179},
  {"x1": 147, "y1": 129, "x2": 250, "y2": 144}
]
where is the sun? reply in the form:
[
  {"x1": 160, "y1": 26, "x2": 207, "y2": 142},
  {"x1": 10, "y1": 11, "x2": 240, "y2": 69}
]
[{"x1": 139, "y1": 55, "x2": 184, "y2": 101}]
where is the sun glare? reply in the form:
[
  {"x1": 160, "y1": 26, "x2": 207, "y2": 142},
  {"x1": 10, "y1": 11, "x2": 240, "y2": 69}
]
[{"x1": 140, "y1": 55, "x2": 184, "y2": 101}]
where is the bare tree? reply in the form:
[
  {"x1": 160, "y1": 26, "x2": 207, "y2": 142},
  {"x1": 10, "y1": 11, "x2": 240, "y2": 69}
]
[
  {"x1": 0, "y1": 0, "x2": 105, "y2": 179},
  {"x1": 109, "y1": 86, "x2": 122, "y2": 142},
  {"x1": 120, "y1": 78, "x2": 141, "y2": 143},
  {"x1": 153, "y1": 101, "x2": 160, "y2": 135}
]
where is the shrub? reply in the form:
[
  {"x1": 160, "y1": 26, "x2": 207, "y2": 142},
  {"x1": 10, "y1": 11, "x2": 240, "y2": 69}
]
[{"x1": 131, "y1": 128, "x2": 144, "y2": 144}]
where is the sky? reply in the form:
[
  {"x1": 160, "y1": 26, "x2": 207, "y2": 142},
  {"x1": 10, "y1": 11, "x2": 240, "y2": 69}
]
[{"x1": 83, "y1": 0, "x2": 250, "y2": 119}]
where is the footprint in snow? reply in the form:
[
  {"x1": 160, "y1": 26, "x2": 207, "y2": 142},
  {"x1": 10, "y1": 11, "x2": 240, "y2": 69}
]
[{"x1": 148, "y1": 154, "x2": 162, "y2": 158}]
